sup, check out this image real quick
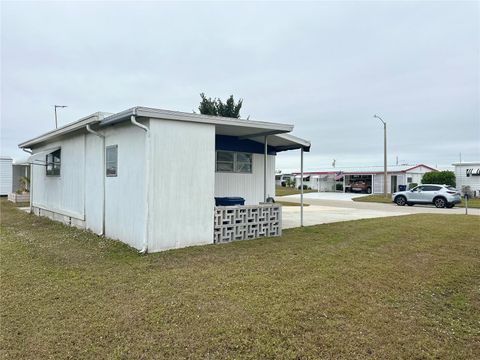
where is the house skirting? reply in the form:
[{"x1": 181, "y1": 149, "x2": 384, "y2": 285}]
[
  {"x1": 214, "y1": 204, "x2": 282, "y2": 243},
  {"x1": 31, "y1": 206, "x2": 86, "y2": 230}
]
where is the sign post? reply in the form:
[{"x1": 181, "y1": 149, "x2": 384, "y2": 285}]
[{"x1": 464, "y1": 194, "x2": 468, "y2": 215}]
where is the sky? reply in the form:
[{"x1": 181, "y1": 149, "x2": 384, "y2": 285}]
[{"x1": 1, "y1": 0, "x2": 479, "y2": 172}]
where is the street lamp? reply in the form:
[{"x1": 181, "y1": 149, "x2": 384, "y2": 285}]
[
  {"x1": 54, "y1": 105, "x2": 67, "y2": 128},
  {"x1": 374, "y1": 114, "x2": 388, "y2": 198}
]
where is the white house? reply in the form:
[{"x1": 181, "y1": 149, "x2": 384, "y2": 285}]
[
  {"x1": 453, "y1": 162, "x2": 480, "y2": 196},
  {"x1": 19, "y1": 107, "x2": 310, "y2": 253},
  {"x1": 0, "y1": 156, "x2": 13, "y2": 196}
]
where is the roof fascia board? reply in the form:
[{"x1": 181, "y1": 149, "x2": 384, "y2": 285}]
[
  {"x1": 18, "y1": 114, "x2": 102, "y2": 149},
  {"x1": 100, "y1": 107, "x2": 294, "y2": 133},
  {"x1": 404, "y1": 164, "x2": 438, "y2": 172}
]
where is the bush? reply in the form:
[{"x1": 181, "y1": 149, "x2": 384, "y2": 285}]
[
  {"x1": 408, "y1": 183, "x2": 418, "y2": 190},
  {"x1": 336, "y1": 183, "x2": 344, "y2": 191},
  {"x1": 421, "y1": 171, "x2": 455, "y2": 187}
]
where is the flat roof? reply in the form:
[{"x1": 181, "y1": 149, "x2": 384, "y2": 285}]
[
  {"x1": 19, "y1": 106, "x2": 310, "y2": 151},
  {"x1": 452, "y1": 162, "x2": 480, "y2": 166},
  {"x1": 293, "y1": 164, "x2": 436, "y2": 175}
]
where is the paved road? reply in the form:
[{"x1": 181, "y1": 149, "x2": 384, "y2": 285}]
[{"x1": 279, "y1": 194, "x2": 480, "y2": 229}]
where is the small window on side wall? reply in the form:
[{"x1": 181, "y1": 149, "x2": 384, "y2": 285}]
[
  {"x1": 106, "y1": 145, "x2": 118, "y2": 177},
  {"x1": 46, "y1": 149, "x2": 61, "y2": 176},
  {"x1": 216, "y1": 151, "x2": 235, "y2": 172}
]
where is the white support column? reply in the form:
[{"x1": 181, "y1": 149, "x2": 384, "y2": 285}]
[
  {"x1": 264, "y1": 136, "x2": 268, "y2": 202},
  {"x1": 300, "y1": 148, "x2": 304, "y2": 227}
]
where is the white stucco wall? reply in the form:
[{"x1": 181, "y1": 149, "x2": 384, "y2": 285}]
[
  {"x1": 30, "y1": 135, "x2": 86, "y2": 219},
  {"x1": 215, "y1": 154, "x2": 275, "y2": 205},
  {"x1": 0, "y1": 158, "x2": 13, "y2": 195},
  {"x1": 148, "y1": 119, "x2": 215, "y2": 251},
  {"x1": 85, "y1": 133, "x2": 104, "y2": 235},
  {"x1": 104, "y1": 123, "x2": 147, "y2": 250},
  {"x1": 454, "y1": 163, "x2": 480, "y2": 192}
]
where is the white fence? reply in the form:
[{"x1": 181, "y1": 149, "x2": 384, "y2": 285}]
[{"x1": 214, "y1": 204, "x2": 282, "y2": 244}]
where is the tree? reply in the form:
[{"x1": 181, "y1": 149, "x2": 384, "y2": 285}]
[
  {"x1": 198, "y1": 93, "x2": 243, "y2": 118},
  {"x1": 421, "y1": 171, "x2": 456, "y2": 187}
]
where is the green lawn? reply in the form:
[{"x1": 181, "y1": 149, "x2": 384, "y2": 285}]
[
  {"x1": 354, "y1": 194, "x2": 480, "y2": 208},
  {"x1": 1, "y1": 199, "x2": 479, "y2": 359},
  {"x1": 275, "y1": 186, "x2": 316, "y2": 197}
]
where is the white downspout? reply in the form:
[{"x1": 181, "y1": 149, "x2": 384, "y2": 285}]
[
  {"x1": 86, "y1": 124, "x2": 106, "y2": 235},
  {"x1": 131, "y1": 114, "x2": 150, "y2": 254}
]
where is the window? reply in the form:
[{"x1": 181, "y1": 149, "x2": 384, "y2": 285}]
[
  {"x1": 106, "y1": 145, "x2": 118, "y2": 177},
  {"x1": 46, "y1": 149, "x2": 61, "y2": 176},
  {"x1": 407, "y1": 177, "x2": 413, "y2": 183},
  {"x1": 216, "y1": 151, "x2": 234, "y2": 172},
  {"x1": 235, "y1": 153, "x2": 252, "y2": 173},
  {"x1": 216, "y1": 151, "x2": 252, "y2": 173},
  {"x1": 423, "y1": 185, "x2": 441, "y2": 191}
]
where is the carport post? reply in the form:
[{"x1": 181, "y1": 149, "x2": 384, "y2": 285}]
[
  {"x1": 264, "y1": 136, "x2": 268, "y2": 201},
  {"x1": 301, "y1": 148, "x2": 304, "y2": 227}
]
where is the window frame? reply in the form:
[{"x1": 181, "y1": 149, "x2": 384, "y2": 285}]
[
  {"x1": 45, "y1": 149, "x2": 61, "y2": 177},
  {"x1": 215, "y1": 151, "x2": 253, "y2": 174},
  {"x1": 105, "y1": 145, "x2": 118, "y2": 177}
]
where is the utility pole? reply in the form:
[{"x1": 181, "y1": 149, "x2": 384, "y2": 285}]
[
  {"x1": 54, "y1": 105, "x2": 67, "y2": 128},
  {"x1": 374, "y1": 114, "x2": 388, "y2": 197}
]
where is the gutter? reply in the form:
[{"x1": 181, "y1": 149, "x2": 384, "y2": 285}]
[
  {"x1": 86, "y1": 125, "x2": 106, "y2": 236},
  {"x1": 130, "y1": 110, "x2": 150, "y2": 254}
]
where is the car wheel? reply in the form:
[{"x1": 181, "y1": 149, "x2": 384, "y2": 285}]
[
  {"x1": 395, "y1": 195, "x2": 407, "y2": 206},
  {"x1": 366, "y1": 187, "x2": 372, "y2": 194},
  {"x1": 407, "y1": 203, "x2": 414, "y2": 206},
  {"x1": 434, "y1": 197, "x2": 446, "y2": 208}
]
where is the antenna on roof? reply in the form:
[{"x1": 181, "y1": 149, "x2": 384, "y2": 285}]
[{"x1": 54, "y1": 105, "x2": 68, "y2": 129}]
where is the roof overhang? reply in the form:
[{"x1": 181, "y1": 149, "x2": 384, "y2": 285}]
[
  {"x1": 19, "y1": 106, "x2": 311, "y2": 153},
  {"x1": 18, "y1": 113, "x2": 108, "y2": 149},
  {"x1": 245, "y1": 133, "x2": 310, "y2": 152},
  {"x1": 100, "y1": 106, "x2": 295, "y2": 139}
]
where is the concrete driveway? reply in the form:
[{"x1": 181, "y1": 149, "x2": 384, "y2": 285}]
[{"x1": 279, "y1": 193, "x2": 480, "y2": 229}]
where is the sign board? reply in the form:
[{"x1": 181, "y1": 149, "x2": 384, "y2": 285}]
[{"x1": 466, "y1": 168, "x2": 480, "y2": 177}]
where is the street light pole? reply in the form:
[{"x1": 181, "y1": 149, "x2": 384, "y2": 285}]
[
  {"x1": 374, "y1": 114, "x2": 387, "y2": 198},
  {"x1": 54, "y1": 105, "x2": 67, "y2": 129}
]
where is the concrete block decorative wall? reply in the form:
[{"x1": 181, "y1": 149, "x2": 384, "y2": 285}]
[{"x1": 214, "y1": 204, "x2": 282, "y2": 243}]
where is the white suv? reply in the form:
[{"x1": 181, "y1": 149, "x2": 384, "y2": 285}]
[{"x1": 392, "y1": 184, "x2": 461, "y2": 208}]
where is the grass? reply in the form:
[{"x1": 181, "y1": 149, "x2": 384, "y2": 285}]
[
  {"x1": 354, "y1": 194, "x2": 480, "y2": 208},
  {"x1": 275, "y1": 186, "x2": 316, "y2": 197},
  {"x1": 1, "y1": 199, "x2": 479, "y2": 359}
]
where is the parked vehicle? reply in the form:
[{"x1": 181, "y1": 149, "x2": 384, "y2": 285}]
[
  {"x1": 392, "y1": 184, "x2": 461, "y2": 208},
  {"x1": 346, "y1": 180, "x2": 372, "y2": 194}
]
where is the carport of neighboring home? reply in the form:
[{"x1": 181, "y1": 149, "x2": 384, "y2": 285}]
[
  {"x1": 294, "y1": 164, "x2": 437, "y2": 194},
  {"x1": 342, "y1": 165, "x2": 437, "y2": 194}
]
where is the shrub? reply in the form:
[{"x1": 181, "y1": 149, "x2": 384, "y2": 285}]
[
  {"x1": 421, "y1": 171, "x2": 455, "y2": 187},
  {"x1": 336, "y1": 183, "x2": 344, "y2": 191}
]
